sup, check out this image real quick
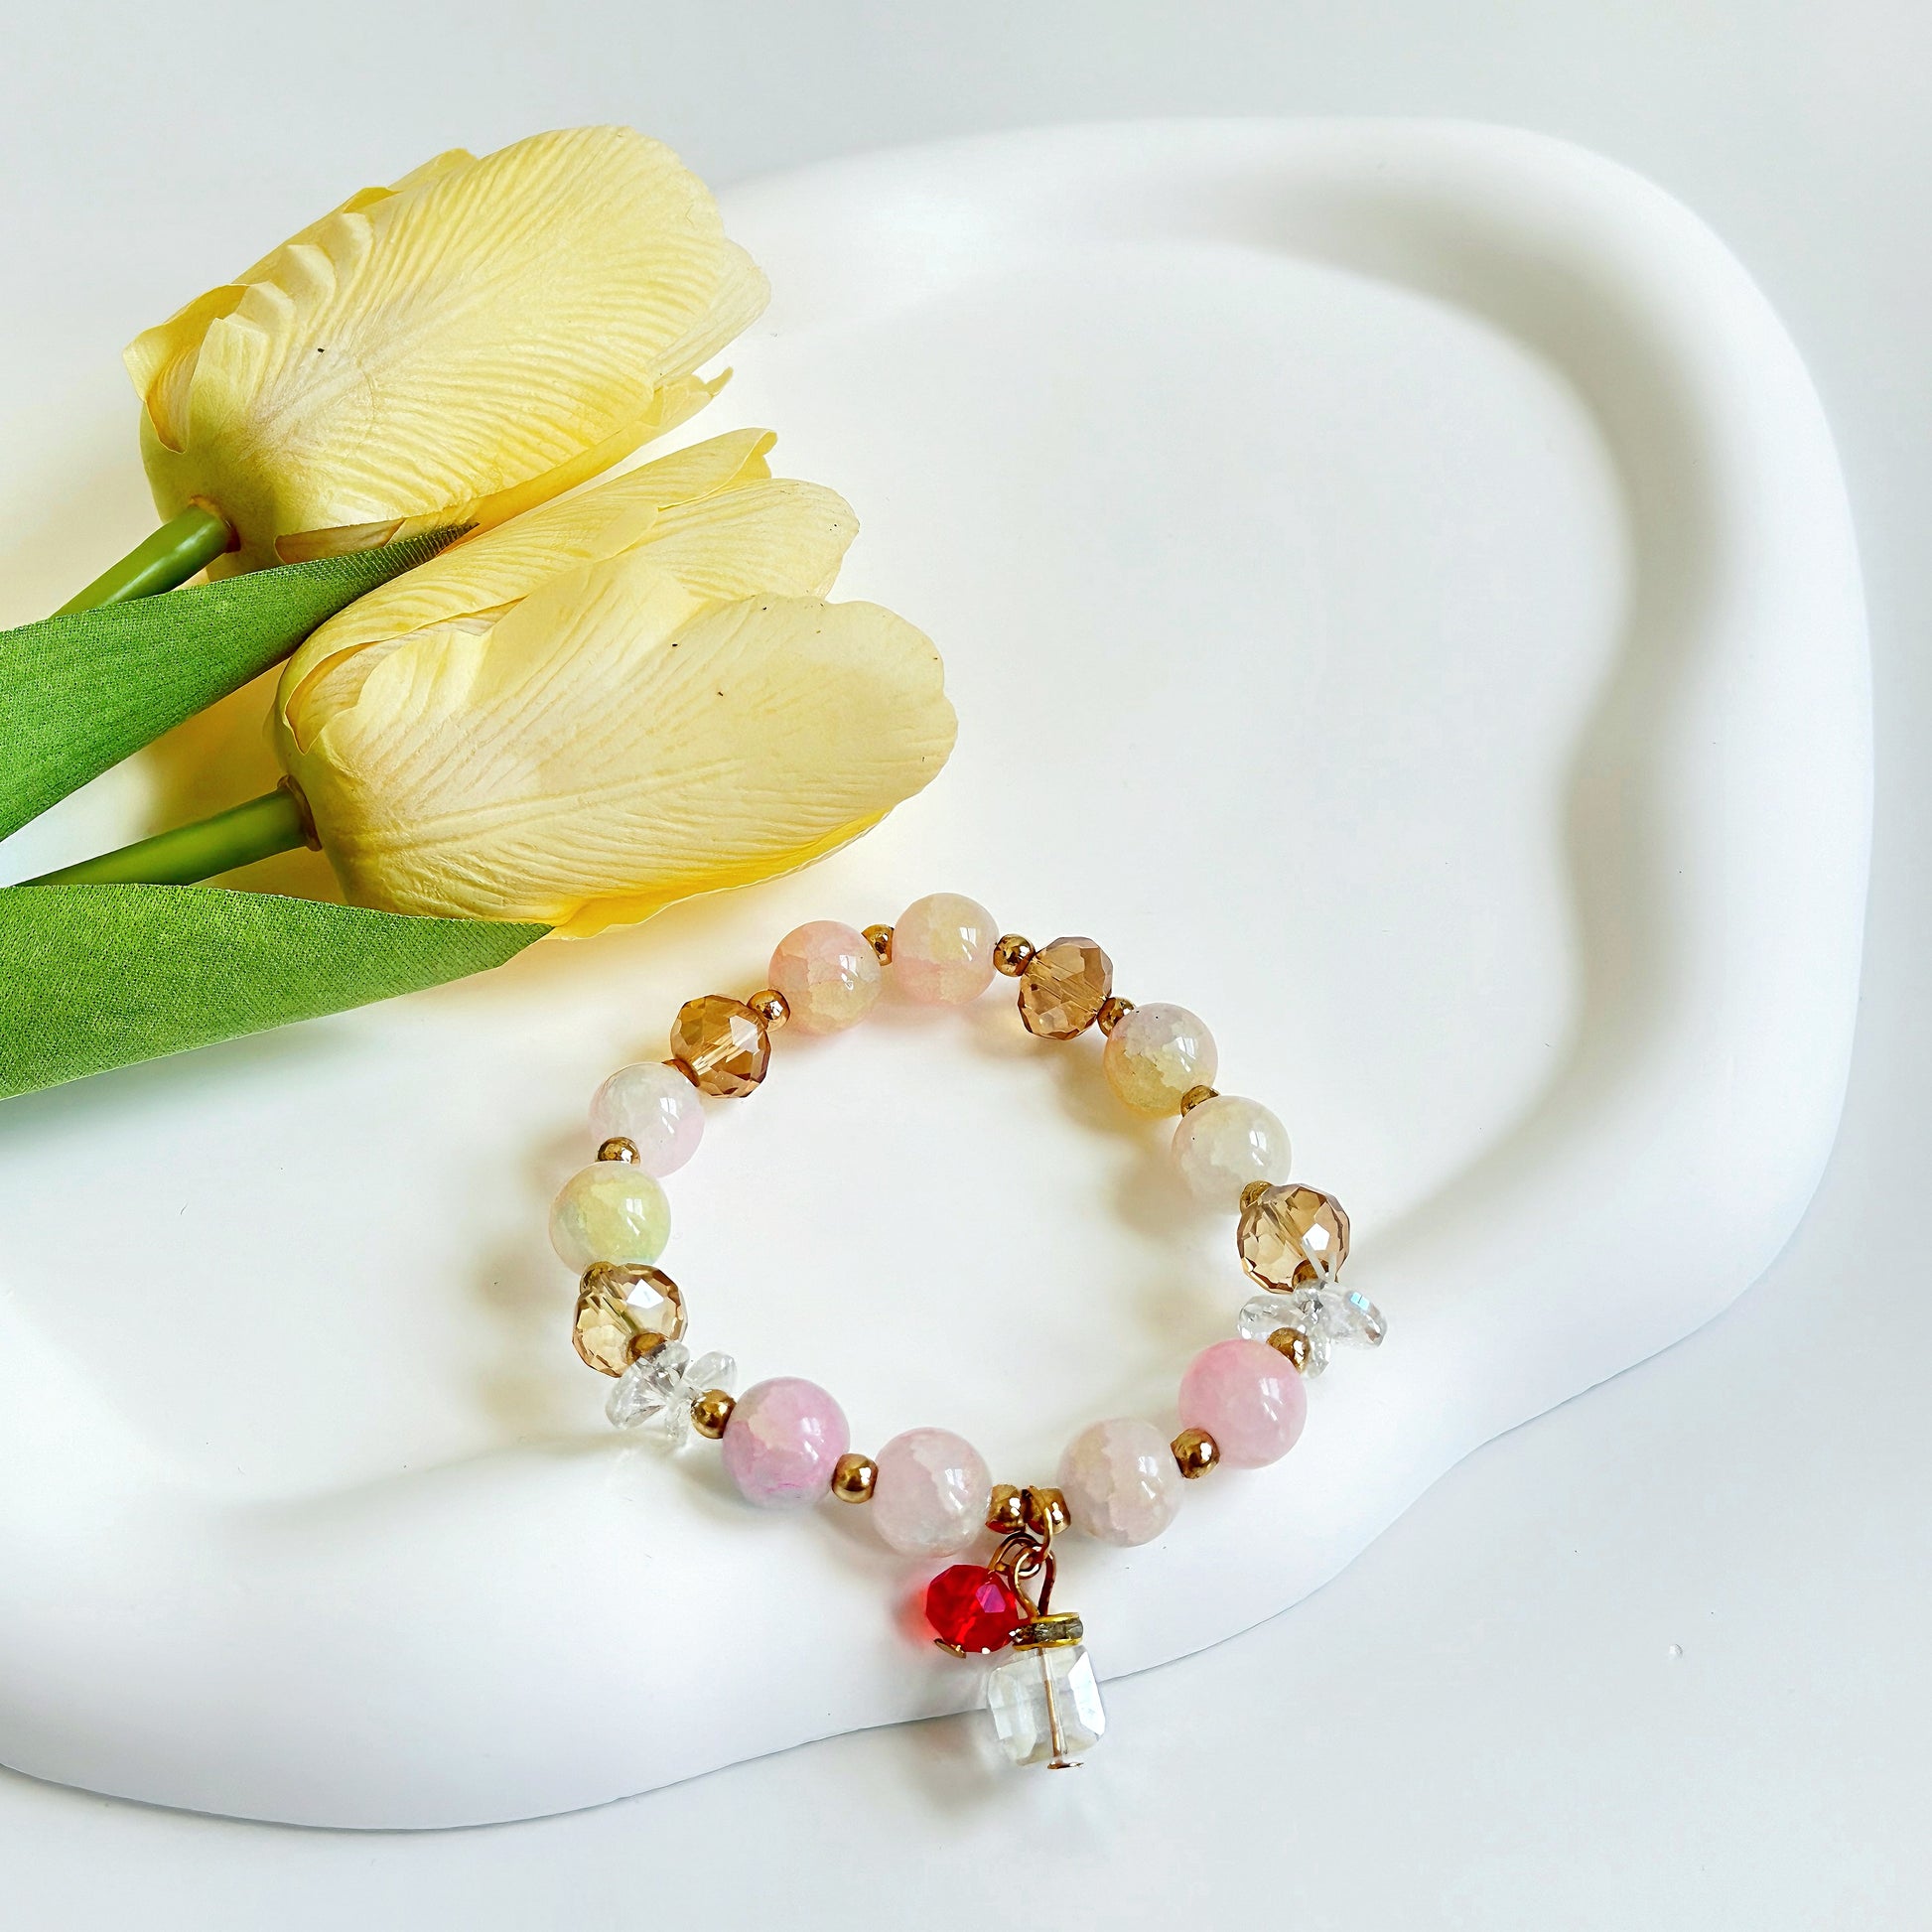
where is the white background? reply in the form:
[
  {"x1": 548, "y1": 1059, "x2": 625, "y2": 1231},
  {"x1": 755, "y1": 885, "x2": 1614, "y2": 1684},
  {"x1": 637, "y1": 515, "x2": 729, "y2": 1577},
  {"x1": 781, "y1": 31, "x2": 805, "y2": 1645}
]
[{"x1": 0, "y1": 3, "x2": 1924, "y2": 1925}]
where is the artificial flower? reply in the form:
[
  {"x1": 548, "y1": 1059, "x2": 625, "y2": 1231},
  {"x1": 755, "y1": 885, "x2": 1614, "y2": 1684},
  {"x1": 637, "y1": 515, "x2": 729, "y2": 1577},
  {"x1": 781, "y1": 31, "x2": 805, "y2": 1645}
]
[
  {"x1": 124, "y1": 126, "x2": 766, "y2": 577},
  {"x1": 273, "y1": 430, "x2": 955, "y2": 935}
]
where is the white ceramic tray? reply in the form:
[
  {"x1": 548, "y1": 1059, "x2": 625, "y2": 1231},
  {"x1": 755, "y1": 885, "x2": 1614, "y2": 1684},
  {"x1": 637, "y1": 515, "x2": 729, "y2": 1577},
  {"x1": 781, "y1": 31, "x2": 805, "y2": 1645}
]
[{"x1": 0, "y1": 119, "x2": 1867, "y2": 1826}]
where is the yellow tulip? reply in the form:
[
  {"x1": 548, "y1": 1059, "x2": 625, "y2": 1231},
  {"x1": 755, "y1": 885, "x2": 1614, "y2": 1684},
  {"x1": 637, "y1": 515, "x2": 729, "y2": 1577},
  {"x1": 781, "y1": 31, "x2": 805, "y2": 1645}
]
[
  {"x1": 269, "y1": 431, "x2": 955, "y2": 935},
  {"x1": 123, "y1": 127, "x2": 766, "y2": 578}
]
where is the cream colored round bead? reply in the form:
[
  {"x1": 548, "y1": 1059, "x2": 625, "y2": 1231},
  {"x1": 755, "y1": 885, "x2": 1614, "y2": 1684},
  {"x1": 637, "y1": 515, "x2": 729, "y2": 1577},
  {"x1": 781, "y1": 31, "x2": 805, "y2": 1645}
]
[
  {"x1": 891, "y1": 894, "x2": 999, "y2": 1005},
  {"x1": 871, "y1": 1427, "x2": 992, "y2": 1557},
  {"x1": 1056, "y1": 1417, "x2": 1182, "y2": 1547},
  {"x1": 1171, "y1": 1093, "x2": 1293, "y2": 1209},
  {"x1": 767, "y1": 919, "x2": 884, "y2": 1034},
  {"x1": 1102, "y1": 1002, "x2": 1218, "y2": 1116},
  {"x1": 549, "y1": 1163, "x2": 671, "y2": 1271}
]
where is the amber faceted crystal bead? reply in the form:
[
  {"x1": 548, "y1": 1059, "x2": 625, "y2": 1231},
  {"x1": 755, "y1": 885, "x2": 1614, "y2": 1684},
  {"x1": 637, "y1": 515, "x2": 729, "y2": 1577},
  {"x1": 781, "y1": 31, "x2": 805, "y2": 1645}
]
[
  {"x1": 1018, "y1": 936, "x2": 1114, "y2": 1039},
  {"x1": 1237, "y1": 1182, "x2": 1352, "y2": 1289},
  {"x1": 572, "y1": 1264, "x2": 685, "y2": 1376},
  {"x1": 670, "y1": 995, "x2": 770, "y2": 1098}
]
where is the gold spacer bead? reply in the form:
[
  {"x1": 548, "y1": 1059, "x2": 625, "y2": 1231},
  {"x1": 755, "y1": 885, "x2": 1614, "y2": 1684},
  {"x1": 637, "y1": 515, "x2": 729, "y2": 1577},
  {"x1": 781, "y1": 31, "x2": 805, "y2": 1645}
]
[
  {"x1": 597, "y1": 1136, "x2": 639, "y2": 1163},
  {"x1": 830, "y1": 1451, "x2": 879, "y2": 1502},
  {"x1": 863, "y1": 923, "x2": 895, "y2": 963},
  {"x1": 747, "y1": 988, "x2": 790, "y2": 1029},
  {"x1": 1178, "y1": 1084, "x2": 1218, "y2": 1114},
  {"x1": 992, "y1": 933, "x2": 1036, "y2": 977},
  {"x1": 985, "y1": 1482, "x2": 1026, "y2": 1534},
  {"x1": 1021, "y1": 1484, "x2": 1070, "y2": 1540},
  {"x1": 1172, "y1": 1426, "x2": 1221, "y2": 1478},
  {"x1": 1268, "y1": 1327, "x2": 1313, "y2": 1374},
  {"x1": 1239, "y1": 1179, "x2": 1272, "y2": 1210},
  {"x1": 1096, "y1": 995, "x2": 1134, "y2": 1035},
  {"x1": 690, "y1": 1388, "x2": 737, "y2": 1439}
]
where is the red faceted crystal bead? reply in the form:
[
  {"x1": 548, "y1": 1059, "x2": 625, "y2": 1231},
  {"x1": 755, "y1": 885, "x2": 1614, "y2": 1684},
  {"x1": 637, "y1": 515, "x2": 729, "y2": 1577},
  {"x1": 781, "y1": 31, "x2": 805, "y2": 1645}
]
[{"x1": 923, "y1": 1564, "x2": 1023, "y2": 1654}]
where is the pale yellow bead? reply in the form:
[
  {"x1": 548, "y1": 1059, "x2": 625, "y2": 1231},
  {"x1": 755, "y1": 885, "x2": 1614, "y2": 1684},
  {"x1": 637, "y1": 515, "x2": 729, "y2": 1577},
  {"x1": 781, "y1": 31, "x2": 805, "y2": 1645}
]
[{"x1": 1102, "y1": 1002, "x2": 1217, "y2": 1115}]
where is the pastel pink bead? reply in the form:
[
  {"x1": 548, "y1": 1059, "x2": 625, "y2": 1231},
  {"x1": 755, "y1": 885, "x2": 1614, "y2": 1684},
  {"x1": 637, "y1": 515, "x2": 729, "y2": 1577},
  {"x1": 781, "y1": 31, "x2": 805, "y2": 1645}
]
[
  {"x1": 721, "y1": 1377, "x2": 851, "y2": 1509},
  {"x1": 871, "y1": 1427, "x2": 991, "y2": 1557},
  {"x1": 1057, "y1": 1417, "x2": 1182, "y2": 1546},
  {"x1": 892, "y1": 893, "x2": 998, "y2": 1004},
  {"x1": 768, "y1": 919, "x2": 883, "y2": 1034},
  {"x1": 1177, "y1": 1337, "x2": 1308, "y2": 1468}
]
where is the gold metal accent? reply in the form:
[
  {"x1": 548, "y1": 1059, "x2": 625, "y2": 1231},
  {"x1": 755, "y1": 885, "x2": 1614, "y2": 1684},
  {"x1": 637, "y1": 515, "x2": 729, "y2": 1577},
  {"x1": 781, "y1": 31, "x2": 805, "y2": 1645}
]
[
  {"x1": 1178, "y1": 1084, "x2": 1218, "y2": 1114},
  {"x1": 1172, "y1": 1426, "x2": 1221, "y2": 1478},
  {"x1": 748, "y1": 988, "x2": 790, "y2": 1028},
  {"x1": 1010, "y1": 1611, "x2": 1084, "y2": 1650},
  {"x1": 1021, "y1": 1484, "x2": 1069, "y2": 1541},
  {"x1": 1239, "y1": 1179, "x2": 1271, "y2": 1210},
  {"x1": 690, "y1": 1388, "x2": 736, "y2": 1439},
  {"x1": 1268, "y1": 1326, "x2": 1313, "y2": 1373},
  {"x1": 1096, "y1": 995, "x2": 1134, "y2": 1035},
  {"x1": 830, "y1": 1451, "x2": 878, "y2": 1502},
  {"x1": 863, "y1": 923, "x2": 894, "y2": 963},
  {"x1": 993, "y1": 933, "x2": 1035, "y2": 977},
  {"x1": 597, "y1": 1136, "x2": 639, "y2": 1164},
  {"x1": 986, "y1": 1483, "x2": 1026, "y2": 1534}
]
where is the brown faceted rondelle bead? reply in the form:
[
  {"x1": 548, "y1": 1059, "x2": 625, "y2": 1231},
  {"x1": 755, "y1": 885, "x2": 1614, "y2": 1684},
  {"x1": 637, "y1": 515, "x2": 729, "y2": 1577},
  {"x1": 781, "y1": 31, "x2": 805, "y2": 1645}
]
[
  {"x1": 1172, "y1": 1427, "x2": 1221, "y2": 1478},
  {"x1": 572, "y1": 1264, "x2": 686, "y2": 1375},
  {"x1": 670, "y1": 994, "x2": 770, "y2": 1098},
  {"x1": 690, "y1": 1388, "x2": 737, "y2": 1439},
  {"x1": 830, "y1": 1451, "x2": 879, "y2": 1502},
  {"x1": 985, "y1": 1482, "x2": 1026, "y2": 1533},
  {"x1": 993, "y1": 933, "x2": 1036, "y2": 977},
  {"x1": 1238, "y1": 1182, "x2": 1352, "y2": 1289},
  {"x1": 1018, "y1": 937, "x2": 1114, "y2": 1039}
]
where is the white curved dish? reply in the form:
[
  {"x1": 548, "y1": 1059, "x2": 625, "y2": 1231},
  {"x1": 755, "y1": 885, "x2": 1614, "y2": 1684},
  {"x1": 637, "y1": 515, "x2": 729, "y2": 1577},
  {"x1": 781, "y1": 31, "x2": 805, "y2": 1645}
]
[{"x1": 0, "y1": 119, "x2": 1867, "y2": 1825}]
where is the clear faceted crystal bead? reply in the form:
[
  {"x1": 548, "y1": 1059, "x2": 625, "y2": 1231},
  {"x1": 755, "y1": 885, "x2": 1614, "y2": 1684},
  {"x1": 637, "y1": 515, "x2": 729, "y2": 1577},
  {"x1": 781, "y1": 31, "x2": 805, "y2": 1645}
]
[
  {"x1": 607, "y1": 1343, "x2": 737, "y2": 1446},
  {"x1": 986, "y1": 1641, "x2": 1106, "y2": 1767},
  {"x1": 1237, "y1": 1285, "x2": 1387, "y2": 1375}
]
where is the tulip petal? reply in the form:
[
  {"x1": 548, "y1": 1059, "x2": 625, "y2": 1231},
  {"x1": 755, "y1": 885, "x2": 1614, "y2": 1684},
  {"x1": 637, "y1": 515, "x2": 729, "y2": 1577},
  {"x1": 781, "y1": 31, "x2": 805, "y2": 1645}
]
[
  {"x1": 279, "y1": 430, "x2": 839, "y2": 746},
  {"x1": 129, "y1": 127, "x2": 768, "y2": 572},
  {"x1": 288, "y1": 550, "x2": 955, "y2": 932}
]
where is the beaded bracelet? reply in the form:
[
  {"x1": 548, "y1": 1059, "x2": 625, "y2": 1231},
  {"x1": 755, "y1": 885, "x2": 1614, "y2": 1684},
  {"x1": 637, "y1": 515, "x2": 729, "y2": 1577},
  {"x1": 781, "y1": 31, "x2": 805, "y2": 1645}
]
[{"x1": 549, "y1": 893, "x2": 1387, "y2": 1769}]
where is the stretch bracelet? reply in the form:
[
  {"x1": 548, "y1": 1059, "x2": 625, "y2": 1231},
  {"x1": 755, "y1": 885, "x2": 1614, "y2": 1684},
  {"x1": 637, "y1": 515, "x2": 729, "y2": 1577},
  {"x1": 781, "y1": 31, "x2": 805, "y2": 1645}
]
[{"x1": 549, "y1": 893, "x2": 1387, "y2": 1769}]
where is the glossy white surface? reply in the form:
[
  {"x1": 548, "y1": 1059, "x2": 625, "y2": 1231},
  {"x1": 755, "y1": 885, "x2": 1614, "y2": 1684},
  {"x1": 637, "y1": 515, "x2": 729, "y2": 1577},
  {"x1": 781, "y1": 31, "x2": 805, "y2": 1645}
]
[{"x1": 0, "y1": 112, "x2": 1869, "y2": 1832}]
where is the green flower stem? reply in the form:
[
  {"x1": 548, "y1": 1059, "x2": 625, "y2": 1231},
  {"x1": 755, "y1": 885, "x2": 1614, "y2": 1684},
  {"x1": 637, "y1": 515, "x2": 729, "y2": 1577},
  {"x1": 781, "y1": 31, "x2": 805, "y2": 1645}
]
[
  {"x1": 56, "y1": 504, "x2": 235, "y2": 616},
  {"x1": 22, "y1": 787, "x2": 309, "y2": 888}
]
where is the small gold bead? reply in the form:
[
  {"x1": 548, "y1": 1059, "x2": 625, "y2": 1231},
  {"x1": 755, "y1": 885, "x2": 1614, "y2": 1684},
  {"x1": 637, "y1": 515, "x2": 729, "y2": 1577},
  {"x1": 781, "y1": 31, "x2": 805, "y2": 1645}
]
[
  {"x1": 863, "y1": 923, "x2": 894, "y2": 963},
  {"x1": 1268, "y1": 1327, "x2": 1313, "y2": 1374},
  {"x1": 1021, "y1": 1484, "x2": 1070, "y2": 1540},
  {"x1": 747, "y1": 988, "x2": 790, "y2": 1028},
  {"x1": 597, "y1": 1136, "x2": 639, "y2": 1163},
  {"x1": 690, "y1": 1388, "x2": 736, "y2": 1439},
  {"x1": 1178, "y1": 1084, "x2": 1218, "y2": 1114},
  {"x1": 1172, "y1": 1427, "x2": 1221, "y2": 1478},
  {"x1": 1239, "y1": 1179, "x2": 1272, "y2": 1211},
  {"x1": 830, "y1": 1451, "x2": 879, "y2": 1502},
  {"x1": 985, "y1": 1482, "x2": 1026, "y2": 1534},
  {"x1": 1096, "y1": 995, "x2": 1134, "y2": 1036},
  {"x1": 992, "y1": 933, "x2": 1035, "y2": 977}
]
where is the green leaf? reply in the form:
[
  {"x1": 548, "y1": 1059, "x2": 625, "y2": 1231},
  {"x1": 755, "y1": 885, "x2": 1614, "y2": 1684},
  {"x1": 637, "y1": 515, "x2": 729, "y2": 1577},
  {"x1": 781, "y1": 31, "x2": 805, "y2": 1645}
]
[
  {"x1": 0, "y1": 533, "x2": 459, "y2": 843},
  {"x1": 0, "y1": 885, "x2": 546, "y2": 1098}
]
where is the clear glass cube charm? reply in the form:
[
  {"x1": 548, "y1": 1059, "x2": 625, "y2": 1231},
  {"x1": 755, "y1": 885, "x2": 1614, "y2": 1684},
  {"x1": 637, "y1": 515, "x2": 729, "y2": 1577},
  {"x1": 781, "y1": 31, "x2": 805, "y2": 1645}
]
[
  {"x1": 1236, "y1": 1283, "x2": 1386, "y2": 1375},
  {"x1": 986, "y1": 1618, "x2": 1105, "y2": 1768}
]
